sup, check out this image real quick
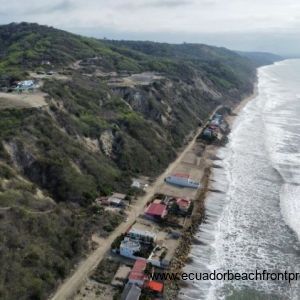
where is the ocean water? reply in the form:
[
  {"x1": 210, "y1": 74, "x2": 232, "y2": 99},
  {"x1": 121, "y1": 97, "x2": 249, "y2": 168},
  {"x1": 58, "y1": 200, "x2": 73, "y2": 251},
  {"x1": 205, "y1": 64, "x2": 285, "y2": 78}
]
[{"x1": 179, "y1": 59, "x2": 300, "y2": 300}]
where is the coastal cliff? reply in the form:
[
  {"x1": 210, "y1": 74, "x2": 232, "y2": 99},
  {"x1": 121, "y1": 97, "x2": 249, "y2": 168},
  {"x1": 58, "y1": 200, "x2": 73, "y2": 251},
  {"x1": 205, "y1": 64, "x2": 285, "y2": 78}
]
[{"x1": 0, "y1": 22, "x2": 268, "y2": 299}]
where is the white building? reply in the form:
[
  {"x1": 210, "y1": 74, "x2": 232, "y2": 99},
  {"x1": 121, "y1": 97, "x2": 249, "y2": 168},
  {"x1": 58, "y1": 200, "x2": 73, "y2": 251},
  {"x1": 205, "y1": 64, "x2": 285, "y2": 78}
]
[
  {"x1": 165, "y1": 173, "x2": 200, "y2": 189},
  {"x1": 120, "y1": 238, "x2": 141, "y2": 259},
  {"x1": 127, "y1": 227, "x2": 156, "y2": 244},
  {"x1": 19, "y1": 80, "x2": 34, "y2": 87},
  {"x1": 16, "y1": 80, "x2": 39, "y2": 91},
  {"x1": 107, "y1": 192, "x2": 127, "y2": 207},
  {"x1": 131, "y1": 178, "x2": 149, "y2": 190},
  {"x1": 131, "y1": 179, "x2": 141, "y2": 189},
  {"x1": 108, "y1": 197, "x2": 123, "y2": 207}
]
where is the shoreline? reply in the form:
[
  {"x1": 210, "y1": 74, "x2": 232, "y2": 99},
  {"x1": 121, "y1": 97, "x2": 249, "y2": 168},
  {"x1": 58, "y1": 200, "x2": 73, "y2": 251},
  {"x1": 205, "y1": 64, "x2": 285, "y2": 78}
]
[
  {"x1": 227, "y1": 83, "x2": 258, "y2": 126},
  {"x1": 54, "y1": 86, "x2": 258, "y2": 300},
  {"x1": 164, "y1": 87, "x2": 258, "y2": 299}
]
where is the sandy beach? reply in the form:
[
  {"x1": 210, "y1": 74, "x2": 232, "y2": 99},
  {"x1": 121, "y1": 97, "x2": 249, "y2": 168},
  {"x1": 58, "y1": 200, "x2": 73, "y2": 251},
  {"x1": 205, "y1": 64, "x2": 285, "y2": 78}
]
[
  {"x1": 164, "y1": 87, "x2": 258, "y2": 299},
  {"x1": 226, "y1": 84, "x2": 258, "y2": 126}
]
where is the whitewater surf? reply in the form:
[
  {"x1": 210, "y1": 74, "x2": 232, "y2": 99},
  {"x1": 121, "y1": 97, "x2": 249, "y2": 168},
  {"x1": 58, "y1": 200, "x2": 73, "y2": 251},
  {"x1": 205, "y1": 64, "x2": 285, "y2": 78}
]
[{"x1": 180, "y1": 59, "x2": 300, "y2": 300}]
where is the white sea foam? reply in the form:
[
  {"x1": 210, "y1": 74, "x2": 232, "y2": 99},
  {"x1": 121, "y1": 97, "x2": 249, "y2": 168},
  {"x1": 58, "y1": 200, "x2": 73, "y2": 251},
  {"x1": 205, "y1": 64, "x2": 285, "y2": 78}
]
[
  {"x1": 180, "y1": 59, "x2": 300, "y2": 300},
  {"x1": 280, "y1": 184, "x2": 300, "y2": 240},
  {"x1": 260, "y1": 60, "x2": 300, "y2": 239}
]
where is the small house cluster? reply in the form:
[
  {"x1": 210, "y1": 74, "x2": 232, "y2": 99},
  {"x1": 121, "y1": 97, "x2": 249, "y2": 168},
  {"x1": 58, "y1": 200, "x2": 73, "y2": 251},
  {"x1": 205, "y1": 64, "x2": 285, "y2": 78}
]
[
  {"x1": 113, "y1": 193, "x2": 194, "y2": 265},
  {"x1": 90, "y1": 149, "x2": 205, "y2": 299},
  {"x1": 108, "y1": 192, "x2": 195, "y2": 298},
  {"x1": 88, "y1": 111, "x2": 228, "y2": 299},
  {"x1": 1, "y1": 78, "x2": 41, "y2": 94},
  {"x1": 201, "y1": 113, "x2": 224, "y2": 141},
  {"x1": 120, "y1": 258, "x2": 164, "y2": 300},
  {"x1": 144, "y1": 201, "x2": 168, "y2": 221},
  {"x1": 144, "y1": 195, "x2": 193, "y2": 223}
]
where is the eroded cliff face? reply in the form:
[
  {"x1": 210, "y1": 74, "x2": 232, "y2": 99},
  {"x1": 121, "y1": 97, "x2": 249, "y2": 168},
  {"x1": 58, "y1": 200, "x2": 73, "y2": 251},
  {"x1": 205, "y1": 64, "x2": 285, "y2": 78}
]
[
  {"x1": 0, "y1": 22, "x2": 264, "y2": 300},
  {"x1": 0, "y1": 54, "x2": 256, "y2": 210},
  {"x1": 1, "y1": 70, "x2": 253, "y2": 203},
  {"x1": 108, "y1": 72, "x2": 239, "y2": 138}
]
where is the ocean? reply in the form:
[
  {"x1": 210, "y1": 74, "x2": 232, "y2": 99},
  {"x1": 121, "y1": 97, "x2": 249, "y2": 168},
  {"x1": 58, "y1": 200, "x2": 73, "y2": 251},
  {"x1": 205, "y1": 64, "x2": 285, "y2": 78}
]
[{"x1": 179, "y1": 59, "x2": 300, "y2": 300}]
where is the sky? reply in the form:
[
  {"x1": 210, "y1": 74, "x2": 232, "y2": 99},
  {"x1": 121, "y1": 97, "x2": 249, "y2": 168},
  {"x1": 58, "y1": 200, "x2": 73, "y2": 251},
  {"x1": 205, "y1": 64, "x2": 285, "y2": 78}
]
[{"x1": 1, "y1": 0, "x2": 300, "y2": 56}]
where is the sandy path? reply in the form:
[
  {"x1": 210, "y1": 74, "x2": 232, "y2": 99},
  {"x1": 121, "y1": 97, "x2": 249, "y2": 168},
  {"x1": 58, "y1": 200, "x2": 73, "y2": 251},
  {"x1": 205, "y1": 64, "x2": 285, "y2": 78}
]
[
  {"x1": 50, "y1": 106, "x2": 222, "y2": 300},
  {"x1": 0, "y1": 92, "x2": 47, "y2": 109}
]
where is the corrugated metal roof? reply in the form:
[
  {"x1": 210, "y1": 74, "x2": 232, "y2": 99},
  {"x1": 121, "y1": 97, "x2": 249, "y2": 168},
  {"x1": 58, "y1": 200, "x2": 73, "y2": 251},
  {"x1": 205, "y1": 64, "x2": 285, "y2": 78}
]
[
  {"x1": 145, "y1": 203, "x2": 167, "y2": 217},
  {"x1": 128, "y1": 259, "x2": 147, "y2": 281}
]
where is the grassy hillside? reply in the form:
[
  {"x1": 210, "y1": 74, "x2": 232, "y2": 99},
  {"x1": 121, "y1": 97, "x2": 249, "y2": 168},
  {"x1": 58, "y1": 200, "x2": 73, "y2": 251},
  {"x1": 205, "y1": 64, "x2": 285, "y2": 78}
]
[
  {"x1": 0, "y1": 22, "x2": 142, "y2": 86},
  {"x1": 236, "y1": 51, "x2": 283, "y2": 67},
  {"x1": 0, "y1": 22, "x2": 259, "y2": 299},
  {"x1": 105, "y1": 40, "x2": 256, "y2": 91}
]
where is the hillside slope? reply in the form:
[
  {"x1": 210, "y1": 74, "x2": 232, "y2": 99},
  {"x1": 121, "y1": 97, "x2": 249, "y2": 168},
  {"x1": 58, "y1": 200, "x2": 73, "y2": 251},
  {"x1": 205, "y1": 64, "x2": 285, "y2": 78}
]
[
  {"x1": 236, "y1": 50, "x2": 283, "y2": 67},
  {"x1": 0, "y1": 22, "x2": 259, "y2": 299}
]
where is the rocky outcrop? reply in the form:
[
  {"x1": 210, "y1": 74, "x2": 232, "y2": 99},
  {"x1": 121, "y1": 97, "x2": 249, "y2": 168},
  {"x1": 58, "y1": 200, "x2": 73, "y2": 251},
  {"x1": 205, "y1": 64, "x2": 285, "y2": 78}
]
[
  {"x1": 2, "y1": 140, "x2": 35, "y2": 171},
  {"x1": 100, "y1": 130, "x2": 114, "y2": 157},
  {"x1": 82, "y1": 137, "x2": 101, "y2": 153}
]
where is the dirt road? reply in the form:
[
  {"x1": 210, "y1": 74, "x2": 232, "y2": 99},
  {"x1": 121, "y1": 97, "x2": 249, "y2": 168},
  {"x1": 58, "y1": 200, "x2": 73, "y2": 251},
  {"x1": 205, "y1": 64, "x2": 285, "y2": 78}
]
[{"x1": 50, "y1": 106, "x2": 222, "y2": 300}]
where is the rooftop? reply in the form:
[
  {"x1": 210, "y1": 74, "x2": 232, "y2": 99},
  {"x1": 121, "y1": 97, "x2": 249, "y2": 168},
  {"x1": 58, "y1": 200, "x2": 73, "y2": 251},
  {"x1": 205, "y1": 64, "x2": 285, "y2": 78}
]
[
  {"x1": 176, "y1": 198, "x2": 191, "y2": 209},
  {"x1": 128, "y1": 222, "x2": 156, "y2": 235},
  {"x1": 146, "y1": 280, "x2": 164, "y2": 293},
  {"x1": 153, "y1": 199, "x2": 162, "y2": 204},
  {"x1": 145, "y1": 203, "x2": 167, "y2": 217},
  {"x1": 108, "y1": 197, "x2": 123, "y2": 205},
  {"x1": 120, "y1": 238, "x2": 141, "y2": 250},
  {"x1": 128, "y1": 259, "x2": 147, "y2": 281},
  {"x1": 111, "y1": 192, "x2": 127, "y2": 200},
  {"x1": 128, "y1": 227, "x2": 156, "y2": 239},
  {"x1": 121, "y1": 283, "x2": 141, "y2": 300}
]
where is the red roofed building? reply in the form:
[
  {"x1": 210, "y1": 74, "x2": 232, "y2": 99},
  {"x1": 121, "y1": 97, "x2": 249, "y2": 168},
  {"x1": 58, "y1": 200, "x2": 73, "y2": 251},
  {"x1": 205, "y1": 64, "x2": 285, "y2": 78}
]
[
  {"x1": 145, "y1": 280, "x2": 164, "y2": 293},
  {"x1": 144, "y1": 203, "x2": 167, "y2": 220},
  {"x1": 173, "y1": 173, "x2": 190, "y2": 178},
  {"x1": 128, "y1": 259, "x2": 148, "y2": 286},
  {"x1": 176, "y1": 198, "x2": 191, "y2": 213}
]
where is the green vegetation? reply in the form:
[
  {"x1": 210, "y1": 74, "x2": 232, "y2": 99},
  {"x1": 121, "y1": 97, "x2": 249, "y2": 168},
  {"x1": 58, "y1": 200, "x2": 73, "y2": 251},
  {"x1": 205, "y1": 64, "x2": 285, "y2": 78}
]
[
  {"x1": 134, "y1": 243, "x2": 155, "y2": 259},
  {"x1": 90, "y1": 258, "x2": 119, "y2": 284},
  {"x1": 105, "y1": 40, "x2": 256, "y2": 92},
  {"x1": 0, "y1": 22, "x2": 267, "y2": 299},
  {"x1": 0, "y1": 206, "x2": 86, "y2": 299},
  {"x1": 237, "y1": 51, "x2": 283, "y2": 67},
  {"x1": 0, "y1": 190, "x2": 123, "y2": 300},
  {"x1": 111, "y1": 234, "x2": 126, "y2": 250}
]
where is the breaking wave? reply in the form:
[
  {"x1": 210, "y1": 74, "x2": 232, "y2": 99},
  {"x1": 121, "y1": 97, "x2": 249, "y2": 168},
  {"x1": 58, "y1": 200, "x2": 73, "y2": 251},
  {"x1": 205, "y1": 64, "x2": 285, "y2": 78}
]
[{"x1": 179, "y1": 60, "x2": 300, "y2": 300}]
